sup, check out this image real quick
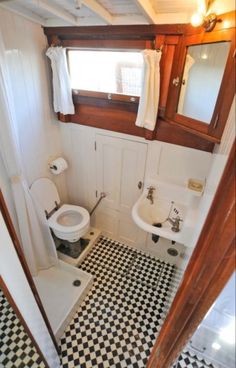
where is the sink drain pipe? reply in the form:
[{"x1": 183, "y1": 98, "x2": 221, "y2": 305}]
[
  {"x1": 90, "y1": 192, "x2": 106, "y2": 216},
  {"x1": 152, "y1": 222, "x2": 162, "y2": 243}
]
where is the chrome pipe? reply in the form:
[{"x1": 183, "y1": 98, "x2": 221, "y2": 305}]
[{"x1": 90, "y1": 192, "x2": 106, "y2": 216}]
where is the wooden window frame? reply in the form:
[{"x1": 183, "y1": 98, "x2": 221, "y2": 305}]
[{"x1": 45, "y1": 22, "x2": 236, "y2": 152}]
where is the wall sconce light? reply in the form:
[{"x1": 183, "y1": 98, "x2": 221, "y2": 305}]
[
  {"x1": 191, "y1": 12, "x2": 218, "y2": 31},
  {"x1": 190, "y1": 0, "x2": 218, "y2": 32}
]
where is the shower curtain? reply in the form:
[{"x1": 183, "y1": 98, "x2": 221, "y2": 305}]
[{"x1": 0, "y1": 34, "x2": 58, "y2": 276}]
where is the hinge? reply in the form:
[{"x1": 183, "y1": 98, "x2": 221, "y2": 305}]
[
  {"x1": 94, "y1": 141, "x2": 97, "y2": 151},
  {"x1": 95, "y1": 190, "x2": 98, "y2": 198}
]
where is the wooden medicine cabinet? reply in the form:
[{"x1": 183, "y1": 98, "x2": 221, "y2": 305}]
[{"x1": 165, "y1": 27, "x2": 235, "y2": 143}]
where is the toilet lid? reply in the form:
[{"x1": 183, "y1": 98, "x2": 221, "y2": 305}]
[{"x1": 30, "y1": 178, "x2": 60, "y2": 214}]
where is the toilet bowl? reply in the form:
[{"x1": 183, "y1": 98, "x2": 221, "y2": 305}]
[{"x1": 30, "y1": 178, "x2": 90, "y2": 242}]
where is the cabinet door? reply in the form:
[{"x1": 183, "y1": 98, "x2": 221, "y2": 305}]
[
  {"x1": 95, "y1": 134, "x2": 147, "y2": 244},
  {"x1": 165, "y1": 27, "x2": 235, "y2": 141},
  {"x1": 118, "y1": 138, "x2": 147, "y2": 214}
]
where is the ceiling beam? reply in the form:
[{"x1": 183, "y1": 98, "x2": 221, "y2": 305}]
[
  {"x1": 33, "y1": 0, "x2": 79, "y2": 25},
  {"x1": 0, "y1": 3, "x2": 45, "y2": 25},
  {"x1": 82, "y1": 0, "x2": 114, "y2": 25},
  {"x1": 132, "y1": 0, "x2": 157, "y2": 24}
]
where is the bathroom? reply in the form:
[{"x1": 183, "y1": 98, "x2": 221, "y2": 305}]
[{"x1": 0, "y1": 1, "x2": 235, "y2": 368}]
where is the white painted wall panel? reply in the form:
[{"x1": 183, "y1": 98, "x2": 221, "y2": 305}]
[
  {"x1": 0, "y1": 7, "x2": 68, "y2": 204},
  {"x1": 60, "y1": 124, "x2": 213, "y2": 252}
]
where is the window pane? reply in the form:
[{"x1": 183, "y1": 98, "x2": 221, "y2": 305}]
[{"x1": 68, "y1": 50, "x2": 143, "y2": 96}]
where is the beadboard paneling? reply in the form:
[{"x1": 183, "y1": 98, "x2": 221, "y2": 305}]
[{"x1": 0, "y1": 7, "x2": 67, "y2": 203}]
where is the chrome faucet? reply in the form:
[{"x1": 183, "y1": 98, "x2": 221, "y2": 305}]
[
  {"x1": 146, "y1": 186, "x2": 155, "y2": 204},
  {"x1": 168, "y1": 216, "x2": 183, "y2": 233}
]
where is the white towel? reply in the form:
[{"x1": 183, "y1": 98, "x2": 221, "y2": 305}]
[
  {"x1": 135, "y1": 49, "x2": 162, "y2": 131},
  {"x1": 46, "y1": 46, "x2": 75, "y2": 115}
]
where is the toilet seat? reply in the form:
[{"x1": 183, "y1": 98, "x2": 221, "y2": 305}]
[
  {"x1": 48, "y1": 204, "x2": 89, "y2": 234},
  {"x1": 30, "y1": 178, "x2": 90, "y2": 243}
]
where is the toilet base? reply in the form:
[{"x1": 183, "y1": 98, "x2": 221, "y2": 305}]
[
  {"x1": 53, "y1": 227, "x2": 101, "y2": 267},
  {"x1": 57, "y1": 238, "x2": 90, "y2": 259}
]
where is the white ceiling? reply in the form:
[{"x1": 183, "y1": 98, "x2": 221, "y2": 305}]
[{"x1": 0, "y1": 0, "x2": 234, "y2": 27}]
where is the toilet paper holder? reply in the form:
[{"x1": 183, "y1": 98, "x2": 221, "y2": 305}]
[
  {"x1": 49, "y1": 164, "x2": 57, "y2": 170},
  {"x1": 49, "y1": 157, "x2": 68, "y2": 175}
]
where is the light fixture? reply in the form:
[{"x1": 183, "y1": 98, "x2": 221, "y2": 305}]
[
  {"x1": 191, "y1": 12, "x2": 205, "y2": 27},
  {"x1": 190, "y1": 0, "x2": 218, "y2": 32},
  {"x1": 212, "y1": 342, "x2": 221, "y2": 350},
  {"x1": 191, "y1": 12, "x2": 217, "y2": 32}
]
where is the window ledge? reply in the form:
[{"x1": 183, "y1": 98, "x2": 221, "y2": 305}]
[{"x1": 72, "y1": 89, "x2": 139, "y2": 104}]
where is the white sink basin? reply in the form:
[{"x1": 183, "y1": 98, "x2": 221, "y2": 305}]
[{"x1": 132, "y1": 182, "x2": 195, "y2": 245}]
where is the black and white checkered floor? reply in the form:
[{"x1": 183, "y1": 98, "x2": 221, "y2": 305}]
[
  {"x1": 0, "y1": 290, "x2": 45, "y2": 368},
  {"x1": 174, "y1": 348, "x2": 216, "y2": 368},
  {"x1": 60, "y1": 236, "x2": 176, "y2": 368}
]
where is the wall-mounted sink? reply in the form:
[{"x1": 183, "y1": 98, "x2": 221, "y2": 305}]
[{"x1": 132, "y1": 181, "x2": 197, "y2": 245}]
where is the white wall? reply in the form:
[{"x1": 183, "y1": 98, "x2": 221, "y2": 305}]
[
  {"x1": 60, "y1": 123, "x2": 213, "y2": 258},
  {"x1": 0, "y1": 212, "x2": 60, "y2": 368},
  {"x1": 0, "y1": 7, "x2": 68, "y2": 204},
  {"x1": 185, "y1": 98, "x2": 235, "y2": 266}
]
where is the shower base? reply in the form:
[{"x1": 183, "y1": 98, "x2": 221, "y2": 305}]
[{"x1": 33, "y1": 260, "x2": 93, "y2": 342}]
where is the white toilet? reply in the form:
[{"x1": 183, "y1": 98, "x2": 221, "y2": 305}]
[{"x1": 30, "y1": 178, "x2": 90, "y2": 242}]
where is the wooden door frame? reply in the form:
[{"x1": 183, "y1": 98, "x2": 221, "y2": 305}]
[
  {"x1": 0, "y1": 190, "x2": 60, "y2": 354},
  {"x1": 0, "y1": 276, "x2": 50, "y2": 368},
  {"x1": 148, "y1": 140, "x2": 235, "y2": 367}
]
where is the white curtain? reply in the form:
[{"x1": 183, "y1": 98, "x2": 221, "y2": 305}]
[
  {"x1": 46, "y1": 46, "x2": 75, "y2": 115},
  {"x1": 0, "y1": 35, "x2": 58, "y2": 276},
  {"x1": 135, "y1": 49, "x2": 162, "y2": 131},
  {"x1": 178, "y1": 54, "x2": 195, "y2": 114}
]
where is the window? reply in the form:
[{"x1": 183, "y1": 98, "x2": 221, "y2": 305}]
[{"x1": 68, "y1": 50, "x2": 143, "y2": 100}]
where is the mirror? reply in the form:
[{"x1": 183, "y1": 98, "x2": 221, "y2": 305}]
[
  {"x1": 175, "y1": 272, "x2": 235, "y2": 367},
  {"x1": 177, "y1": 41, "x2": 231, "y2": 124},
  {"x1": 0, "y1": 287, "x2": 46, "y2": 368}
]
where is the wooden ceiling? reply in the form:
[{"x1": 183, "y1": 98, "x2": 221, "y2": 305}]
[{"x1": 0, "y1": 0, "x2": 234, "y2": 27}]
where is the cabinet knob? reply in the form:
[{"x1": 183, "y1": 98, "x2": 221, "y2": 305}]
[
  {"x1": 138, "y1": 181, "x2": 143, "y2": 190},
  {"x1": 172, "y1": 77, "x2": 180, "y2": 87}
]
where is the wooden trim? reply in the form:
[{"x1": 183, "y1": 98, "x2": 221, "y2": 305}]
[
  {"x1": 0, "y1": 190, "x2": 60, "y2": 354},
  {"x1": 46, "y1": 13, "x2": 235, "y2": 151},
  {"x1": 147, "y1": 140, "x2": 236, "y2": 367},
  {"x1": 0, "y1": 276, "x2": 50, "y2": 368},
  {"x1": 43, "y1": 24, "x2": 186, "y2": 42},
  {"x1": 62, "y1": 39, "x2": 149, "y2": 49},
  {"x1": 164, "y1": 118, "x2": 221, "y2": 143}
]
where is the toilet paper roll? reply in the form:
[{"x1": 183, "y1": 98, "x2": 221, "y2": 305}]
[{"x1": 49, "y1": 157, "x2": 68, "y2": 175}]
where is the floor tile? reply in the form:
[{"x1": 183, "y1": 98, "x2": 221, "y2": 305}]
[{"x1": 60, "y1": 236, "x2": 176, "y2": 367}]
